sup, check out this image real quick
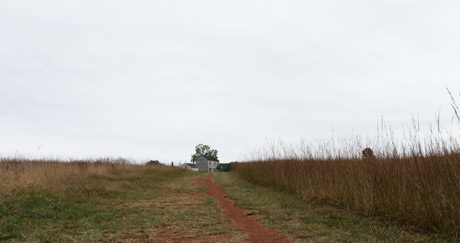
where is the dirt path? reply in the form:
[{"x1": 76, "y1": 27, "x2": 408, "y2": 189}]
[{"x1": 197, "y1": 175, "x2": 295, "y2": 243}]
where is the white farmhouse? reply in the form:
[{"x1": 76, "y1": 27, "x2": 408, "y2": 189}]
[{"x1": 195, "y1": 154, "x2": 219, "y2": 172}]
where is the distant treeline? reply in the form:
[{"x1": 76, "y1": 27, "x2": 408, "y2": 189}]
[{"x1": 217, "y1": 162, "x2": 236, "y2": 172}]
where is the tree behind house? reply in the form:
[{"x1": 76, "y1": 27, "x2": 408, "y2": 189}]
[{"x1": 191, "y1": 144, "x2": 219, "y2": 163}]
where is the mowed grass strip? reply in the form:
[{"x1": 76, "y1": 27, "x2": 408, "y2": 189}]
[
  {"x1": 215, "y1": 172, "x2": 451, "y2": 242},
  {"x1": 0, "y1": 159, "x2": 242, "y2": 242}
]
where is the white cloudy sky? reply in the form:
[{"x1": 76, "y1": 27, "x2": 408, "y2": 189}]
[{"x1": 1, "y1": 0, "x2": 460, "y2": 163}]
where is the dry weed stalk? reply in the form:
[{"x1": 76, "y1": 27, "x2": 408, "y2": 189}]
[{"x1": 235, "y1": 91, "x2": 460, "y2": 236}]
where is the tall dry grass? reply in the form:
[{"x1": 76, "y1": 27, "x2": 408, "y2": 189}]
[
  {"x1": 234, "y1": 154, "x2": 460, "y2": 235},
  {"x1": 0, "y1": 158, "x2": 185, "y2": 201},
  {"x1": 234, "y1": 93, "x2": 460, "y2": 236}
]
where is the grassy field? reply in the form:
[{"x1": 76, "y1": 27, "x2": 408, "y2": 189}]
[
  {"x1": 233, "y1": 149, "x2": 460, "y2": 238},
  {"x1": 2, "y1": 157, "x2": 458, "y2": 242},
  {"x1": 232, "y1": 96, "x2": 460, "y2": 238},
  {"x1": 0, "y1": 159, "x2": 243, "y2": 242},
  {"x1": 215, "y1": 172, "x2": 450, "y2": 242}
]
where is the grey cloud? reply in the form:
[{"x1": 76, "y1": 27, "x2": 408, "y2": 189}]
[{"x1": 1, "y1": 0, "x2": 460, "y2": 162}]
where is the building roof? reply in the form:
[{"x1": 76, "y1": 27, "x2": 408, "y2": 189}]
[
  {"x1": 197, "y1": 154, "x2": 220, "y2": 162},
  {"x1": 184, "y1": 163, "x2": 197, "y2": 168}
]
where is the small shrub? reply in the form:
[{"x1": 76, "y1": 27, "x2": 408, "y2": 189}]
[
  {"x1": 362, "y1": 148, "x2": 375, "y2": 159},
  {"x1": 146, "y1": 160, "x2": 161, "y2": 166}
]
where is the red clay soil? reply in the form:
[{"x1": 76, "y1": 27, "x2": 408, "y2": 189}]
[{"x1": 198, "y1": 175, "x2": 295, "y2": 243}]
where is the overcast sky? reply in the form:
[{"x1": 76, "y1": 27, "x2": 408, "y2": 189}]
[{"x1": 1, "y1": 1, "x2": 460, "y2": 163}]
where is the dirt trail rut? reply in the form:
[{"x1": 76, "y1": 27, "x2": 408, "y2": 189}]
[{"x1": 198, "y1": 175, "x2": 295, "y2": 243}]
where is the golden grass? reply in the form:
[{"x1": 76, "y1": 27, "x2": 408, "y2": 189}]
[
  {"x1": 234, "y1": 148, "x2": 460, "y2": 237},
  {"x1": 215, "y1": 173, "x2": 443, "y2": 242},
  {"x1": 0, "y1": 158, "x2": 182, "y2": 199},
  {"x1": 235, "y1": 94, "x2": 460, "y2": 237}
]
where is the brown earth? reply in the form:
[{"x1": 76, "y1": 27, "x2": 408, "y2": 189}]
[{"x1": 198, "y1": 175, "x2": 295, "y2": 243}]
